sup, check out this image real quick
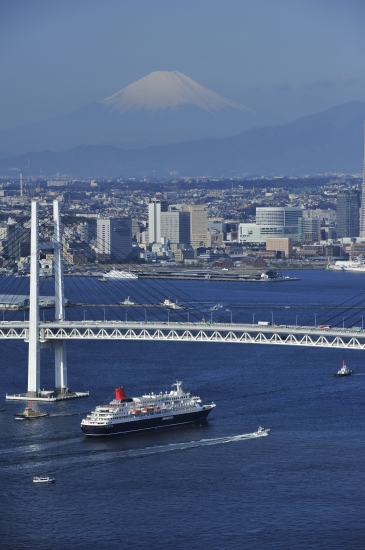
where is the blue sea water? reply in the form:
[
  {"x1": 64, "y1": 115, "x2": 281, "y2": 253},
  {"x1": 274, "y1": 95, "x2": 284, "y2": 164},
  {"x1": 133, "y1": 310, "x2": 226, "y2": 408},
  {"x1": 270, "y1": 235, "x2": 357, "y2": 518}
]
[{"x1": 0, "y1": 270, "x2": 365, "y2": 549}]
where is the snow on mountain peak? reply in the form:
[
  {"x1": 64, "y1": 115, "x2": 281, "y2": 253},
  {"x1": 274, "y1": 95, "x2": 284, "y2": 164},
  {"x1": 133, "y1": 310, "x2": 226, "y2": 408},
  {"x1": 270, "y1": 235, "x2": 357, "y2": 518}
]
[{"x1": 101, "y1": 71, "x2": 252, "y2": 113}]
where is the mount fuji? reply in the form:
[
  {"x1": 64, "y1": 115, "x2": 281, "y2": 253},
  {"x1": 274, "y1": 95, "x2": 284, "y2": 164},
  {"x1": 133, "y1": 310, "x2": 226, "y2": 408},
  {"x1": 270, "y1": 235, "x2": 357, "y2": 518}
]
[{"x1": 0, "y1": 71, "x2": 287, "y2": 156}]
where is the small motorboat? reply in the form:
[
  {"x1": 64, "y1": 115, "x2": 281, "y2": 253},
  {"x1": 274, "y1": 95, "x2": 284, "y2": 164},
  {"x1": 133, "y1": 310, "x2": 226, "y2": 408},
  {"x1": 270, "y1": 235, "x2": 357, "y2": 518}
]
[
  {"x1": 253, "y1": 426, "x2": 270, "y2": 436},
  {"x1": 334, "y1": 361, "x2": 353, "y2": 377},
  {"x1": 0, "y1": 407, "x2": 6, "y2": 412},
  {"x1": 33, "y1": 475, "x2": 55, "y2": 484},
  {"x1": 97, "y1": 277, "x2": 107, "y2": 282},
  {"x1": 14, "y1": 402, "x2": 49, "y2": 420}
]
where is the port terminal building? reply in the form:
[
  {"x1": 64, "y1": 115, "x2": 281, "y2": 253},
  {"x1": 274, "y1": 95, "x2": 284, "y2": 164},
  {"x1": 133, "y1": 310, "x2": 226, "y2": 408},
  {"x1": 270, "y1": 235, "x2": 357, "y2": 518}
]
[{"x1": 0, "y1": 295, "x2": 69, "y2": 310}]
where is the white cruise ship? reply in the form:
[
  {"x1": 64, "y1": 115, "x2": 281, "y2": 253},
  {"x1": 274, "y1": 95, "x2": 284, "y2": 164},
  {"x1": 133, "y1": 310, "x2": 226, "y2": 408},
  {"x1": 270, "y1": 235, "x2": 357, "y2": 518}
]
[
  {"x1": 104, "y1": 269, "x2": 138, "y2": 279},
  {"x1": 327, "y1": 260, "x2": 365, "y2": 272},
  {"x1": 81, "y1": 382, "x2": 215, "y2": 436}
]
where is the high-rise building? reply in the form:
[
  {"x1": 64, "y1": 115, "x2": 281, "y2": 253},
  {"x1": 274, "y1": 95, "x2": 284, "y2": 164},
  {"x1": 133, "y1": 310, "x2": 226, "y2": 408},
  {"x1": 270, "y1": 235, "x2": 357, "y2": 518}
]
[
  {"x1": 160, "y1": 211, "x2": 190, "y2": 246},
  {"x1": 97, "y1": 218, "x2": 132, "y2": 261},
  {"x1": 1, "y1": 222, "x2": 30, "y2": 260},
  {"x1": 181, "y1": 205, "x2": 207, "y2": 248},
  {"x1": 79, "y1": 221, "x2": 97, "y2": 243},
  {"x1": 336, "y1": 189, "x2": 360, "y2": 238},
  {"x1": 360, "y1": 124, "x2": 365, "y2": 238},
  {"x1": 148, "y1": 199, "x2": 168, "y2": 244},
  {"x1": 300, "y1": 216, "x2": 321, "y2": 243}
]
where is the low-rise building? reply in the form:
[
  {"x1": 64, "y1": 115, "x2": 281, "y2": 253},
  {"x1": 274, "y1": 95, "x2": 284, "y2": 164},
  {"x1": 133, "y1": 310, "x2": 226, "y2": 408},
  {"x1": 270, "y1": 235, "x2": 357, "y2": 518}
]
[
  {"x1": 351, "y1": 242, "x2": 365, "y2": 257},
  {"x1": 174, "y1": 248, "x2": 195, "y2": 263},
  {"x1": 266, "y1": 237, "x2": 293, "y2": 258},
  {"x1": 214, "y1": 258, "x2": 234, "y2": 268},
  {"x1": 241, "y1": 256, "x2": 267, "y2": 268}
]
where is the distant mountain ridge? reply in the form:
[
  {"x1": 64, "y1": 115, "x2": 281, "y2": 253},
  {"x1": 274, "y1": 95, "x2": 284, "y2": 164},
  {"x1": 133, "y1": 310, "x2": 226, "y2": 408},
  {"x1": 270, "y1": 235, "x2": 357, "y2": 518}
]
[
  {"x1": 0, "y1": 101, "x2": 364, "y2": 178},
  {"x1": 0, "y1": 71, "x2": 285, "y2": 156}
]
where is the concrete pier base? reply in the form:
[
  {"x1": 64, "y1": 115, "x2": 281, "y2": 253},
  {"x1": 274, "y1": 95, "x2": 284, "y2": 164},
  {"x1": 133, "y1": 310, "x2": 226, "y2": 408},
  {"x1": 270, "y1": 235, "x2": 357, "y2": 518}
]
[{"x1": 6, "y1": 390, "x2": 89, "y2": 402}]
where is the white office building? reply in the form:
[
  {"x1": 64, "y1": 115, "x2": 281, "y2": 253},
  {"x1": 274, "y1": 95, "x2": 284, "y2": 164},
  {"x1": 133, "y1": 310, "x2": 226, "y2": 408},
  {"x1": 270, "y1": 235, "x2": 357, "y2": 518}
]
[
  {"x1": 239, "y1": 207, "x2": 303, "y2": 244},
  {"x1": 148, "y1": 199, "x2": 168, "y2": 244}
]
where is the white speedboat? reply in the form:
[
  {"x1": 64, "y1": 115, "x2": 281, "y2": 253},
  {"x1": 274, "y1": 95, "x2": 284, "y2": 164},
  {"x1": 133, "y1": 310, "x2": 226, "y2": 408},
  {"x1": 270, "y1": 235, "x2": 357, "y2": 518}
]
[
  {"x1": 334, "y1": 361, "x2": 353, "y2": 377},
  {"x1": 33, "y1": 475, "x2": 55, "y2": 484},
  {"x1": 253, "y1": 426, "x2": 270, "y2": 436}
]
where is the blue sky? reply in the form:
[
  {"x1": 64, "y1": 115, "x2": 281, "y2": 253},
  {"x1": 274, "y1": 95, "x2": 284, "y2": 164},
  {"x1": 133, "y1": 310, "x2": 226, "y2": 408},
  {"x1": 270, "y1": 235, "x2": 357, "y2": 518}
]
[{"x1": 0, "y1": 0, "x2": 364, "y2": 130}]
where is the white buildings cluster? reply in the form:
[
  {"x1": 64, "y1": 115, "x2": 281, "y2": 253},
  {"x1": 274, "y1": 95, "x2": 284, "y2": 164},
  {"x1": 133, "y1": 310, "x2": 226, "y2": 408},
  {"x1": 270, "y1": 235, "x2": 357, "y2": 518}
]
[{"x1": 145, "y1": 198, "x2": 208, "y2": 260}]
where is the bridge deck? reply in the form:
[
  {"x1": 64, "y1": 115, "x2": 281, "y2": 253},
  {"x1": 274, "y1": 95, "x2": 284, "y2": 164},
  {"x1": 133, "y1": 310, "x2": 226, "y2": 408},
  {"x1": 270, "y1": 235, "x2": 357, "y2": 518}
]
[{"x1": 0, "y1": 321, "x2": 364, "y2": 349}]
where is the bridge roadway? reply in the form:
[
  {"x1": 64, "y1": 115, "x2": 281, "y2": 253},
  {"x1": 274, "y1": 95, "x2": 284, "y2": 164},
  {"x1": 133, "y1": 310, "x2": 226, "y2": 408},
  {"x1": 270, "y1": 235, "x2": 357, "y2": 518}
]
[{"x1": 0, "y1": 321, "x2": 364, "y2": 349}]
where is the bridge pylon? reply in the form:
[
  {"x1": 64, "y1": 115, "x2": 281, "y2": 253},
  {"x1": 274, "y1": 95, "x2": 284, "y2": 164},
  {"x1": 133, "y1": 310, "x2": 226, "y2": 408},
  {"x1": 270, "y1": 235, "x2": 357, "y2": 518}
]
[
  {"x1": 53, "y1": 199, "x2": 68, "y2": 395},
  {"x1": 6, "y1": 200, "x2": 89, "y2": 401},
  {"x1": 27, "y1": 200, "x2": 40, "y2": 396}
]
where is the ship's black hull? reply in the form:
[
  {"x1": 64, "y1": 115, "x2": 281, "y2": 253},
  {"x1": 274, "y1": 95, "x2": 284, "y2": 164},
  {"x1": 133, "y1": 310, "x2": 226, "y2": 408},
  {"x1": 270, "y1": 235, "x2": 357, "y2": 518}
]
[{"x1": 81, "y1": 407, "x2": 213, "y2": 437}]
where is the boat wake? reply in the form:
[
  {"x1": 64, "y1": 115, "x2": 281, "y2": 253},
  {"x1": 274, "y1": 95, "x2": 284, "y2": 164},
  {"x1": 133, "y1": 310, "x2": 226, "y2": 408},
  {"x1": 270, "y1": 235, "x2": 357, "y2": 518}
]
[
  {"x1": 2, "y1": 431, "x2": 268, "y2": 472},
  {"x1": 0, "y1": 438, "x2": 82, "y2": 456},
  {"x1": 50, "y1": 411, "x2": 90, "y2": 417}
]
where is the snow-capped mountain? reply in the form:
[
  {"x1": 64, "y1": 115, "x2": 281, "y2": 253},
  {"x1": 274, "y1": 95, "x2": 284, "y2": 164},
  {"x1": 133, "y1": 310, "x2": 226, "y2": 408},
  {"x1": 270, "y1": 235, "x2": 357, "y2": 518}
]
[
  {"x1": 0, "y1": 71, "x2": 286, "y2": 156},
  {"x1": 101, "y1": 71, "x2": 252, "y2": 113}
]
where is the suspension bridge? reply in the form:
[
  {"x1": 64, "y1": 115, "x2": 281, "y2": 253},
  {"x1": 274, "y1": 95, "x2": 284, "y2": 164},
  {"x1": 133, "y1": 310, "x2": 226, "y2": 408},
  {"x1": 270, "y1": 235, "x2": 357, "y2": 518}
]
[{"x1": 3, "y1": 200, "x2": 365, "y2": 401}]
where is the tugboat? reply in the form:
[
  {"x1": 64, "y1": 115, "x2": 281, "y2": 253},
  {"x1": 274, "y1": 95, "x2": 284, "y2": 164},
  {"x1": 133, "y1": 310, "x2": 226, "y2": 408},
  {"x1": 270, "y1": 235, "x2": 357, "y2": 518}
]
[
  {"x1": 120, "y1": 296, "x2": 135, "y2": 305},
  {"x1": 33, "y1": 475, "x2": 55, "y2": 484},
  {"x1": 14, "y1": 402, "x2": 49, "y2": 420},
  {"x1": 253, "y1": 426, "x2": 270, "y2": 436},
  {"x1": 334, "y1": 361, "x2": 353, "y2": 377},
  {"x1": 81, "y1": 382, "x2": 215, "y2": 437}
]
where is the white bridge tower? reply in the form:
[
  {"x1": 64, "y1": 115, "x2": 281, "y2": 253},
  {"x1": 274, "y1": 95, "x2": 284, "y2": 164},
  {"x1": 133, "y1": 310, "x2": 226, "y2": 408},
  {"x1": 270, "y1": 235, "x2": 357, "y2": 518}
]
[
  {"x1": 53, "y1": 199, "x2": 68, "y2": 395},
  {"x1": 27, "y1": 200, "x2": 40, "y2": 395},
  {"x1": 8, "y1": 199, "x2": 88, "y2": 401}
]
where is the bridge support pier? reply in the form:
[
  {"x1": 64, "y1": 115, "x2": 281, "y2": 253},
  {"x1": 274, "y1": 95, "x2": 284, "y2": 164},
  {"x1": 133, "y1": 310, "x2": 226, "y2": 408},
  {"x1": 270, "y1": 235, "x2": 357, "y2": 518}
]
[{"x1": 54, "y1": 342, "x2": 67, "y2": 394}]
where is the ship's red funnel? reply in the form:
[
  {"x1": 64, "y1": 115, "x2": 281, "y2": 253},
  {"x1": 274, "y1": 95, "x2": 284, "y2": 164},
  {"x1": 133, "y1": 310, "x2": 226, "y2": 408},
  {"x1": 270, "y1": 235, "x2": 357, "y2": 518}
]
[{"x1": 115, "y1": 387, "x2": 127, "y2": 400}]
